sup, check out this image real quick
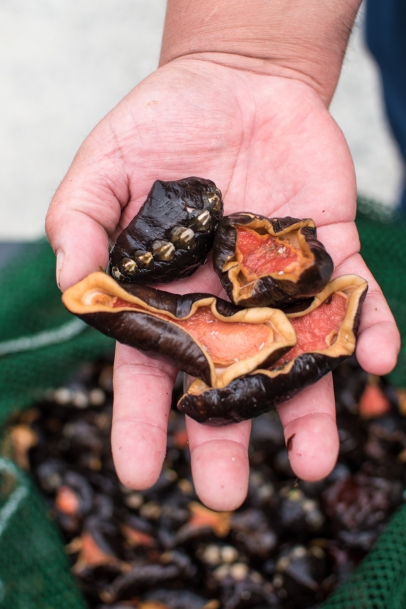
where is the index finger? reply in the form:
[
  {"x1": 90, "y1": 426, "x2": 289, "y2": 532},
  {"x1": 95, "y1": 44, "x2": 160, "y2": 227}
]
[{"x1": 112, "y1": 343, "x2": 177, "y2": 490}]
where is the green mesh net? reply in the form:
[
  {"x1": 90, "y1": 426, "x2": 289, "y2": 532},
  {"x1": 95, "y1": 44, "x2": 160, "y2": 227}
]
[
  {"x1": 0, "y1": 458, "x2": 87, "y2": 609},
  {"x1": 356, "y1": 197, "x2": 406, "y2": 388},
  {"x1": 0, "y1": 240, "x2": 114, "y2": 609},
  {"x1": 321, "y1": 502, "x2": 406, "y2": 609},
  {"x1": 0, "y1": 241, "x2": 114, "y2": 428},
  {"x1": 0, "y1": 199, "x2": 405, "y2": 608}
]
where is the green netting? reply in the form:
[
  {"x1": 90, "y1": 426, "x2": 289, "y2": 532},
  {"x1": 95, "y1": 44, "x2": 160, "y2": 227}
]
[
  {"x1": 356, "y1": 197, "x2": 406, "y2": 388},
  {"x1": 0, "y1": 240, "x2": 114, "y2": 428},
  {"x1": 0, "y1": 458, "x2": 87, "y2": 609},
  {"x1": 321, "y1": 502, "x2": 406, "y2": 609},
  {"x1": 0, "y1": 200, "x2": 405, "y2": 608},
  {"x1": 0, "y1": 240, "x2": 114, "y2": 609}
]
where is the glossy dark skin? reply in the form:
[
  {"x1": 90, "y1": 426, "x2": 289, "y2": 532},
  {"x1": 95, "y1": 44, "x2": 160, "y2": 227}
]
[
  {"x1": 67, "y1": 277, "x2": 294, "y2": 389},
  {"x1": 178, "y1": 279, "x2": 368, "y2": 424},
  {"x1": 178, "y1": 353, "x2": 348, "y2": 425},
  {"x1": 109, "y1": 177, "x2": 223, "y2": 284},
  {"x1": 213, "y1": 213, "x2": 334, "y2": 308},
  {"x1": 76, "y1": 284, "x2": 242, "y2": 388}
]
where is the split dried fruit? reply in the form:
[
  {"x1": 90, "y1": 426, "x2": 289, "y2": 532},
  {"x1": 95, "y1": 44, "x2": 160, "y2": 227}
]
[
  {"x1": 109, "y1": 177, "x2": 223, "y2": 284},
  {"x1": 62, "y1": 272, "x2": 296, "y2": 389},
  {"x1": 213, "y1": 213, "x2": 334, "y2": 308},
  {"x1": 178, "y1": 275, "x2": 368, "y2": 425}
]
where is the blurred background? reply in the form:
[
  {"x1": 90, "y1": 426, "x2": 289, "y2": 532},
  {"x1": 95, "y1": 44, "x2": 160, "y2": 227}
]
[{"x1": 0, "y1": 0, "x2": 404, "y2": 240}]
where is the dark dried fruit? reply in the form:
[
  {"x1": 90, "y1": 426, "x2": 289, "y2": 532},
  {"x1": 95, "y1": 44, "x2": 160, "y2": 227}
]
[
  {"x1": 62, "y1": 272, "x2": 296, "y2": 389},
  {"x1": 14, "y1": 351, "x2": 406, "y2": 609},
  {"x1": 178, "y1": 275, "x2": 368, "y2": 425},
  {"x1": 213, "y1": 213, "x2": 334, "y2": 307},
  {"x1": 323, "y1": 468, "x2": 403, "y2": 549},
  {"x1": 109, "y1": 177, "x2": 223, "y2": 284}
]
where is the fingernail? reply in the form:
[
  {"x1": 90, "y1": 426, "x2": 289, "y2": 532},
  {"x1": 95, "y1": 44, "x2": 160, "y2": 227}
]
[{"x1": 56, "y1": 251, "x2": 64, "y2": 290}]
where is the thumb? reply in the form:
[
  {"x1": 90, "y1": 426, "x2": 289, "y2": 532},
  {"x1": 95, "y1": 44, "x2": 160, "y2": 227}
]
[{"x1": 46, "y1": 152, "x2": 127, "y2": 292}]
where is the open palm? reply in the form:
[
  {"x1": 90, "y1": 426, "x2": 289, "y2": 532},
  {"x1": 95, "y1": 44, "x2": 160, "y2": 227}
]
[{"x1": 47, "y1": 58, "x2": 399, "y2": 510}]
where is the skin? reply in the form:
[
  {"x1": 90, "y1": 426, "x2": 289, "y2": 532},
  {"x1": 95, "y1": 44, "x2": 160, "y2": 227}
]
[{"x1": 46, "y1": 0, "x2": 400, "y2": 511}]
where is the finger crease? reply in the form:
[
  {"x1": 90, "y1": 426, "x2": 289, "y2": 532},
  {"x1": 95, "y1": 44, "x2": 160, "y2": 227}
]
[{"x1": 113, "y1": 417, "x2": 167, "y2": 435}]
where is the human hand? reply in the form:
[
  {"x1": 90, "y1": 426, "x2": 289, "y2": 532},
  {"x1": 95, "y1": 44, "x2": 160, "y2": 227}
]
[{"x1": 46, "y1": 56, "x2": 399, "y2": 511}]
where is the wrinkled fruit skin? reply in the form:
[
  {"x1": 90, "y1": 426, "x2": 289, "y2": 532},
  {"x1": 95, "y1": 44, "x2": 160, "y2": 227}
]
[
  {"x1": 178, "y1": 352, "x2": 348, "y2": 425},
  {"x1": 213, "y1": 213, "x2": 334, "y2": 308},
  {"x1": 62, "y1": 273, "x2": 296, "y2": 390},
  {"x1": 178, "y1": 276, "x2": 368, "y2": 425},
  {"x1": 109, "y1": 177, "x2": 223, "y2": 284}
]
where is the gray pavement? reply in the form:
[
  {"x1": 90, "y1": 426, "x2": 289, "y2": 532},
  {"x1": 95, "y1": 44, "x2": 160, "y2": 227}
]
[{"x1": 0, "y1": 1, "x2": 403, "y2": 239}]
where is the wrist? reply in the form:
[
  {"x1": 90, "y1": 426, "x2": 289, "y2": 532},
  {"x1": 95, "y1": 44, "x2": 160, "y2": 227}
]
[{"x1": 160, "y1": 0, "x2": 362, "y2": 105}]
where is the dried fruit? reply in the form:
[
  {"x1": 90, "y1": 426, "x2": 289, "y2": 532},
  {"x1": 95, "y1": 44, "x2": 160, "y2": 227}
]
[
  {"x1": 17, "y1": 352, "x2": 405, "y2": 609},
  {"x1": 359, "y1": 380, "x2": 391, "y2": 418},
  {"x1": 178, "y1": 275, "x2": 368, "y2": 424},
  {"x1": 109, "y1": 177, "x2": 223, "y2": 284},
  {"x1": 213, "y1": 213, "x2": 334, "y2": 307},
  {"x1": 62, "y1": 272, "x2": 296, "y2": 389}
]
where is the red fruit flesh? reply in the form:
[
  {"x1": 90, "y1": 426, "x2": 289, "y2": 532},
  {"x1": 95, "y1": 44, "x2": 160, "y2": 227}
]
[
  {"x1": 113, "y1": 298, "x2": 273, "y2": 366},
  {"x1": 236, "y1": 227, "x2": 301, "y2": 277},
  {"x1": 275, "y1": 292, "x2": 348, "y2": 366}
]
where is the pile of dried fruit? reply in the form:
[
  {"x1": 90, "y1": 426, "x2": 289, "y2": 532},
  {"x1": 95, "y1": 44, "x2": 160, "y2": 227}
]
[{"x1": 5, "y1": 355, "x2": 406, "y2": 609}]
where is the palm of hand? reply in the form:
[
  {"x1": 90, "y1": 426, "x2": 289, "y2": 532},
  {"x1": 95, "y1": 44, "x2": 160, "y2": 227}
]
[{"x1": 48, "y1": 58, "x2": 399, "y2": 510}]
